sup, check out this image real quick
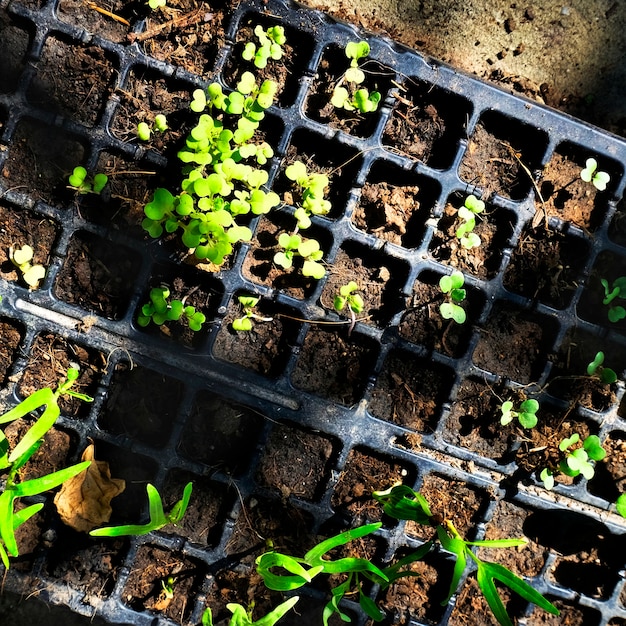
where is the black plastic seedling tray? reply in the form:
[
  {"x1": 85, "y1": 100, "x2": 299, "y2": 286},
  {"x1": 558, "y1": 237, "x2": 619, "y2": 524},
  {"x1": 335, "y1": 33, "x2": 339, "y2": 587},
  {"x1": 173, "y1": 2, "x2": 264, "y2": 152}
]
[{"x1": 0, "y1": 0, "x2": 625, "y2": 624}]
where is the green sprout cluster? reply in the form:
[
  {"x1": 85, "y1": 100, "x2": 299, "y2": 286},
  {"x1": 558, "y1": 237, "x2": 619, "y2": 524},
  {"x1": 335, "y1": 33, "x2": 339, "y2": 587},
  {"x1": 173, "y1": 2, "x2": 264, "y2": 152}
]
[
  {"x1": 232, "y1": 294, "x2": 273, "y2": 331},
  {"x1": 439, "y1": 271, "x2": 467, "y2": 324},
  {"x1": 500, "y1": 398, "x2": 539, "y2": 429},
  {"x1": 242, "y1": 24, "x2": 287, "y2": 69},
  {"x1": 142, "y1": 72, "x2": 280, "y2": 266},
  {"x1": 202, "y1": 597, "x2": 298, "y2": 626},
  {"x1": 273, "y1": 233, "x2": 325, "y2": 279},
  {"x1": 331, "y1": 41, "x2": 381, "y2": 114},
  {"x1": 137, "y1": 114, "x2": 168, "y2": 141},
  {"x1": 68, "y1": 166, "x2": 108, "y2": 195},
  {"x1": 333, "y1": 280, "x2": 364, "y2": 334},
  {"x1": 586, "y1": 351, "x2": 617, "y2": 384},
  {"x1": 601, "y1": 276, "x2": 626, "y2": 322},
  {"x1": 540, "y1": 434, "x2": 606, "y2": 490},
  {"x1": 9, "y1": 244, "x2": 46, "y2": 290},
  {"x1": 138, "y1": 286, "x2": 206, "y2": 332},
  {"x1": 455, "y1": 194, "x2": 485, "y2": 249},
  {"x1": 0, "y1": 368, "x2": 93, "y2": 569},
  {"x1": 580, "y1": 157, "x2": 610, "y2": 191}
]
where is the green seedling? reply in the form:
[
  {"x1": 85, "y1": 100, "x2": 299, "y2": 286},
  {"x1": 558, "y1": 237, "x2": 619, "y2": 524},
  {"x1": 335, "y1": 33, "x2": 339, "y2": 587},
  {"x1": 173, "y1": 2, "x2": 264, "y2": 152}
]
[
  {"x1": 137, "y1": 286, "x2": 206, "y2": 331},
  {"x1": 439, "y1": 271, "x2": 467, "y2": 324},
  {"x1": 68, "y1": 166, "x2": 108, "y2": 195},
  {"x1": 600, "y1": 276, "x2": 626, "y2": 322},
  {"x1": 455, "y1": 194, "x2": 484, "y2": 249},
  {"x1": 540, "y1": 433, "x2": 606, "y2": 490},
  {"x1": 202, "y1": 596, "x2": 299, "y2": 626},
  {"x1": 580, "y1": 157, "x2": 610, "y2": 191},
  {"x1": 285, "y1": 160, "x2": 331, "y2": 228},
  {"x1": 334, "y1": 281, "x2": 364, "y2": 335},
  {"x1": 500, "y1": 398, "x2": 539, "y2": 429},
  {"x1": 274, "y1": 233, "x2": 325, "y2": 279},
  {"x1": 331, "y1": 41, "x2": 381, "y2": 114},
  {"x1": 586, "y1": 351, "x2": 618, "y2": 384},
  {"x1": 148, "y1": 0, "x2": 166, "y2": 8},
  {"x1": 137, "y1": 114, "x2": 169, "y2": 141},
  {"x1": 90, "y1": 482, "x2": 192, "y2": 537},
  {"x1": 0, "y1": 368, "x2": 93, "y2": 569},
  {"x1": 373, "y1": 485, "x2": 560, "y2": 626},
  {"x1": 616, "y1": 494, "x2": 626, "y2": 519},
  {"x1": 232, "y1": 295, "x2": 273, "y2": 331},
  {"x1": 242, "y1": 24, "x2": 287, "y2": 69},
  {"x1": 9, "y1": 245, "x2": 46, "y2": 289}
]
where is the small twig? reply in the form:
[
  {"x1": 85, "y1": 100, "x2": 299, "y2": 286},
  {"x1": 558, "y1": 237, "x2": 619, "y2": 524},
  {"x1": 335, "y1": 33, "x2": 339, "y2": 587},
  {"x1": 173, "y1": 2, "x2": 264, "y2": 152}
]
[
  {"x1": 85, "y1": 1, "x2": 130, "y2": 26},
  {"x1": 127, "y1": 8, "x2": 205, "y2": 43}
]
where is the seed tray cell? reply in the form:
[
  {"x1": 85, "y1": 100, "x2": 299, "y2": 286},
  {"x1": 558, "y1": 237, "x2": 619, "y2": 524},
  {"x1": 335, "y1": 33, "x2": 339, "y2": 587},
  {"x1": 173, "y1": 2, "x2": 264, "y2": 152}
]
[{"x1": 1, "y1": 0, "x2": 626, "y2": 624}]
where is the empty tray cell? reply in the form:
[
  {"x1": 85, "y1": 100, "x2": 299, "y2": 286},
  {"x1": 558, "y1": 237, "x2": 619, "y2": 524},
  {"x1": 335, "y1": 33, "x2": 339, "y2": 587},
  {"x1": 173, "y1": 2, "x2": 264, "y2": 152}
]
[
  {"x1": 429, "y1": 192, "x2": 516, "y2": 279},
  {"x1": 0, "y1": 11, "x2": 29, "y2": 94},
  {"x1": 577, "y1": 250, "x2": 626, "y2": 334},
  {"x1": 539, "y1": 142, "x2": 621, "y2": 231},
  {"x1": 223, "y1": 12, "x2": 314, "y2": 108},
  {"x1": 277, "y1": 128, "x2": 361, "y2": 221},
  {"x1": 0, "y1": 317, "x2": 24, "y2": 385},
  {"x1": 368, "y1": 349, "x2": 454, "y2": 434},
  {"x1": 134, "y1": 264, "x2": 223, "y2": 347},
  {"x1": 503, "y1": 225, "x2": 590, "y2": 309},
  {"x1": 608, "y1": 196, "x2": 626, "y2": 248},
  {"x1": 138, "y1": 0, "x2": 226, "y2": 76},
  {"x1": 123, "y1": 544, "x2": 206, "y2": 622},
  {"x1": 111, "y1": 66, "x2": 195, "y2": 146},
  {"x1": 525, "y1": 599, "x2": 601, "y2": 625},
  {"x1": 587, "y1": 430, "x2": 626, "y2": 504},
  {"x1": 383, "y1": 78, "x2": 472, "y2": 169},
  {"x1": 99, "y1": 362, "x2": 183, "y2": 448},
  {"x1": 306, "y1": 43, "x2": 393, "y2": 138},
  {"x1": 441, "y1": 376, "x2": 514, "y2": 463},
  {"x1": 256, "y1": 422, "x2": 337, "y2": 501},
  {"x1": 28, "y1": 35, "x2": 115, "y2": 127},
  {"x1": 178, "y1": 390, "x2": 264, "y2": 476},
  {"x1": 399, "y1": 268, "x2": 484, "y2": 359},
  {"x1": 18, "y1": 332, "x2": 105, "y2": 418},
  {"x1": 321, "y1": 242, "x2": 410, "y2": 328},
  {"x1": 331, "y1": 447, "x2": 414, "y2": 525},
  {"x1": 55, "y1": 230, "x2": 142, "y2": 320},
  {"x1": 58, "y1": 0, "x2": 134, "y2": 43},
  {"x1": 547, "y1": 328, "x2": 622, "y2": 413},
  {"x1": 2, "y1": 117, "x2": 85, "y2": 205},
  {"x1": 0, "y1": 204, "x2": 57, "y2": 287},
  {"x1": 472, "y1": 302, "x2": 557, "y2": 384},
  {"x1": 213, "y1": 293, "x2": 301, "y2": 377},
  {"x1": 162, "y1": 469, "x2": 232, "y2": 546},
  {"x1": 459, "y1": 110, "x2": 548, "y2": 201},
  {"x1": 291, "y1": 326, "x2": 378, "y2": 406},
  {"x1": 352, "y1": 160, "x2": 439, "y2": 249}
]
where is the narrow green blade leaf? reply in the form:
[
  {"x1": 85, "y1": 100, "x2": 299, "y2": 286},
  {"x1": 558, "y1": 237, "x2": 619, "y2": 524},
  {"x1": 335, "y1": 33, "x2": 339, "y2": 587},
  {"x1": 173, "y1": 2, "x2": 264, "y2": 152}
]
[
  {"x1": 8, "y1": 402, "x2": 60, "y2": 464},
  {"x1": 475, "y1": 561, "x2": 513, "y2": 626},
  {"x1": 304, "y1": 522, "x2": 381, "y2": 564},
  {"x1": 12, "y1": 460, "x2": 90, "y2": 497}
]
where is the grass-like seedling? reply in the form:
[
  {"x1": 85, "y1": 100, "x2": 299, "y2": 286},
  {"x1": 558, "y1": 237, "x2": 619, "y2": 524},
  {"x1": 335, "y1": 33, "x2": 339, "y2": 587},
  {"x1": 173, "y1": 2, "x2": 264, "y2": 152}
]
[
  {"x1": 586, "y1": 351, "x2": 618, "y2": 384},
  {"x1": 138, "y1": 286, "x2": 206, "y2": 331},
  {"x1": 616, "y1": 494, "x2": 626, "y2": 518},
  {"x1": 0, "y1": 368, "x2": 93, "y2": 569},
  {"x1": 9, "y1": 244, "x2": 46, "y2": 289},
  {"x1": 257, "y1": 484, "x2": 558, "y2": 626},
  {"x1": 500, "y1": 398, "x2": 539, "y2": 429},
  {"x1": 331, "y1": 41, "x2": 381, "y2": 114},
  {"x1": 202, "y1": 596, "x2": 299, "y2": 626},
  {"x1": 455, "y1": 194, "x2": 485, "y2": 249},
  {"x1": 137, "y1": 114, "x2": 168, "y2": 141},
  {"x1": 273, "y1": 233, "x2": 325, "y2": 279},
  {"x1": 334, "y1": 281, "x2": 364, "y2": 335},
  {"x1": 580, "y1": 157, "x2": 610, "y2": 191},
  {"x1": 439, "y1": 271, "x2": 467, "y2": 324},
  {"x1": 600, "y1": 276, "x2": 626, "y2": 322},
  {"x1": 232, "y1": 295, "x2": 273, "y2": 331},
  {"x1": 90, "y1": 482, "x2": 192, "y2": 537},
  {"x1": 68, "y1": 166, "x2": 108, "y2": 195},
  {"x1": 242, "y1": 24, "x2": 287, "y2": 69},
  {"x1": 540, "y1": 433, "x2": 606, "y2": 490},
  {"x1": 373, "y1": 485, "x2": 559, "y2": 626}
]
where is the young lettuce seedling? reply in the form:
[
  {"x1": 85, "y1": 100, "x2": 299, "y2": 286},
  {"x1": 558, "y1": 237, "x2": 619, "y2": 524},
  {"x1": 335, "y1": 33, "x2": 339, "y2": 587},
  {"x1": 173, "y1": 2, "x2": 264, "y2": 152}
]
[
  {"x1": 500, "y1": 398, "x2": 539, "y2": 429},
  {"x1": 455, "y1": 194, "x2": 485, "y2": 249},
  {"x1": 68, "y1": 166, "x2": 108, "y2": 195},
  {"x1": 9, "y1": 244, "x2": 46, "y2": 289},
  {"x1": 242, "y1": 24, "x2": 287, "y2": 69},
  {"x1": 0, "y1": 367, "x2": 93, "y2": 569},
  {"x1": 137, "y1": 114, "x2": 169, "y2": 141},
  {"x1": 586, "y1": 351, "x2": 618, "y2": 384},
  {"x1": 334, "y1": 280, "x2": 364, "y2": 335},
  {"x1": 600, "y1": 276, "x2": 626, "y2": 322},
  {"x1": 232, "y1": 295, "x2": 273, "y2": 331},
  {"x1": 439, "y1": 271, "x2": 467, "y2": 324},
  {"x1": 201, "y1": 596, "x2": 299, "y2": 626},
  {"x1": 138, "y1": 286, "x2": 206, "y2": 331},
  {"x1": 331, "y1": 41, "x2": 381, "y2": 114},
  {"x1": 274, "y1": 233, "x2": 325, "y2": 279},
  {"x1": 147, "y1": 0, "x2": 166, "y2": 9},
  {"x1": 90, "y1": 482, "x2": 192, "y2": 537},
  {"x1": 580, "y1": 157, "x2": 610, "y2": 191},
  {"x1": 616, "y1": 493, "x2": 626, "y2": 519},
  {"x1": 285, "y1": 160, "x2": 331, "y2": 228}
]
